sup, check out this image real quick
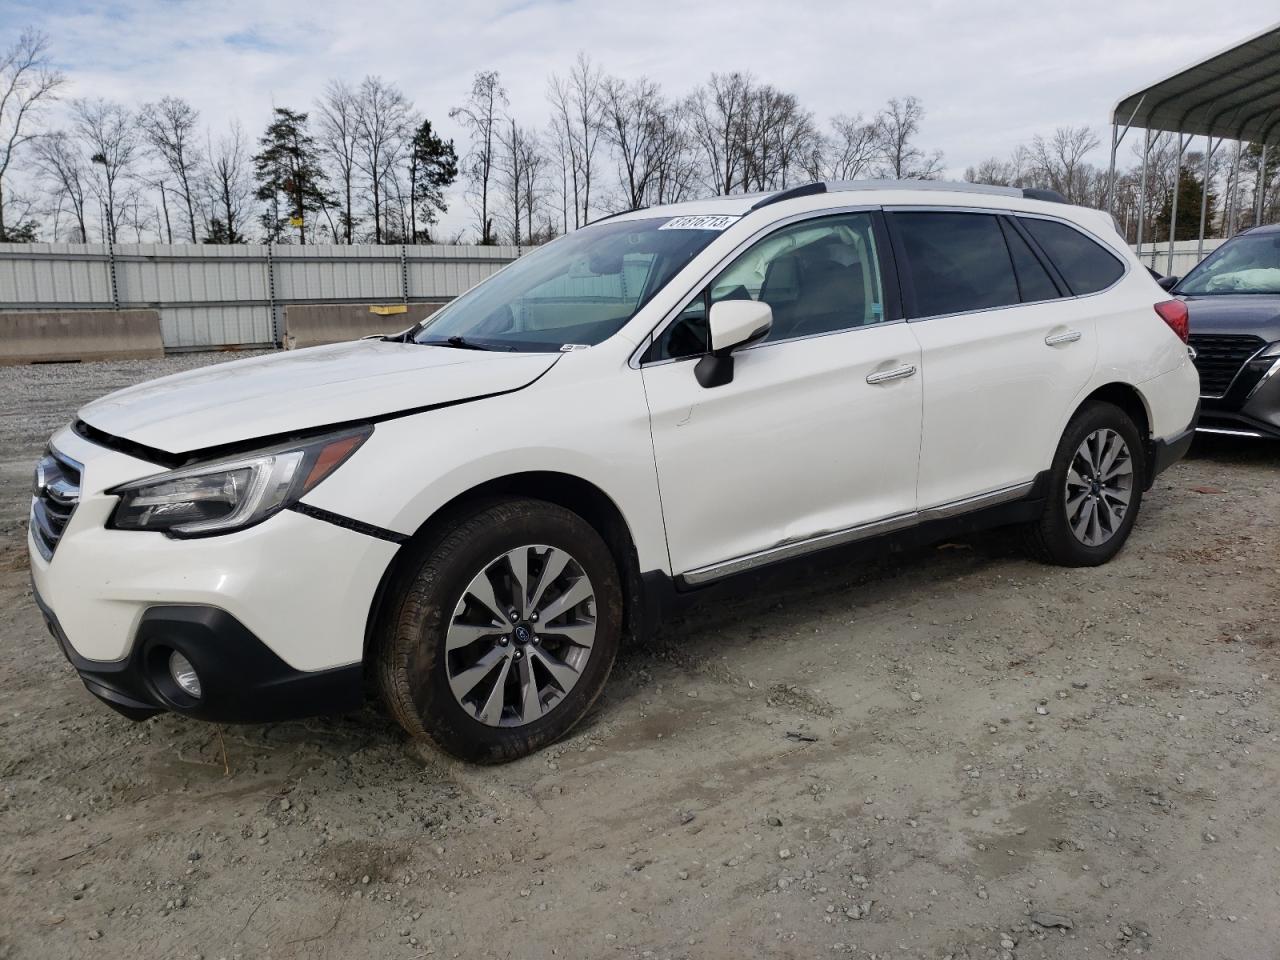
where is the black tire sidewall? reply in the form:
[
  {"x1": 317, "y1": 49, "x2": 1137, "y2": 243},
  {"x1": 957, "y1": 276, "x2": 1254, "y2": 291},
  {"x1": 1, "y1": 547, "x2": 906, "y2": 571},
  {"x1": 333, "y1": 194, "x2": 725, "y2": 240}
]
[
  {"x1": 386, "y1": 500, "x2": 622, "y2": 763},
  {"x1": 1041, "y1": 402, "x2": 1145, "y2": 566}
]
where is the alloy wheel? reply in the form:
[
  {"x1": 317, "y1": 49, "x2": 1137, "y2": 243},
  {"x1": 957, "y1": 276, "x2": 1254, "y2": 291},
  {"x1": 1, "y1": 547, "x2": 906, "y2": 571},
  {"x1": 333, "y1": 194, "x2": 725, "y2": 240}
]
[
  {"x1": 444, "y1": 544, "x2": 597, "y2": 727},
  {"x1": 1064, "y1": 428, "x2": 1133, "y2": 547}
]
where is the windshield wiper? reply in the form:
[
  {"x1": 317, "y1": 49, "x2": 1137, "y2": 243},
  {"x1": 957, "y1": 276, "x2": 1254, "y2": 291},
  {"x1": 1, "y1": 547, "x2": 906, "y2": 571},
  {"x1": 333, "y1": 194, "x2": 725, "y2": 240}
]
[{"x1": 419, "y1": 335, "x2": 501, "y2": 351}]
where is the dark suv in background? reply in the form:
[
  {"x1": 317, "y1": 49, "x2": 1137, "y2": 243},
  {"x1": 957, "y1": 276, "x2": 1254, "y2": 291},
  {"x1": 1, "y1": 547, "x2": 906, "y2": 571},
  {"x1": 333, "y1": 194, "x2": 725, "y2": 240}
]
[{"x1": 1168, "y1": 224, "x2": 1280, "y2": 439}]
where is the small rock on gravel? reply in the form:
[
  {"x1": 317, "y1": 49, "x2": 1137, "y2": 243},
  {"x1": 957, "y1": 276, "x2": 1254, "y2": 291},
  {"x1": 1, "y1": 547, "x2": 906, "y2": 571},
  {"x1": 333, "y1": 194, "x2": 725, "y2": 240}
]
[{"x1": 1030, "y1": 911, "x2": 1074, "y2": 929}]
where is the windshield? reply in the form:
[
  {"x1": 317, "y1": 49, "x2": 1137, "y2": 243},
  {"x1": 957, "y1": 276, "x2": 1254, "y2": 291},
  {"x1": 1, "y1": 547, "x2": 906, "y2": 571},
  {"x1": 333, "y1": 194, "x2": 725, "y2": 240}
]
[
  {"x1": 1178, "y1": 232, "x2": 1280, "y2": 295},
  {"x1": 412, "y1": 216, "x2": 732, "y2": 351}
]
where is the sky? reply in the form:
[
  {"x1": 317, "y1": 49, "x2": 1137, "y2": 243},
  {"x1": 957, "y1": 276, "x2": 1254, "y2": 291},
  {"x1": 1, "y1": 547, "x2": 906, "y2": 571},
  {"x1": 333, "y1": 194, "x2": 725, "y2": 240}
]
[{"x1": 3, "y1": 0, "x2": 1277, "y2": 239}]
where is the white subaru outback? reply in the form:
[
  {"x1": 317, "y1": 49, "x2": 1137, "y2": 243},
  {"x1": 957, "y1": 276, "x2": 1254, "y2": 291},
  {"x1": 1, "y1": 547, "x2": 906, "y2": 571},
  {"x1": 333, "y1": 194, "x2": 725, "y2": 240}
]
[{"x1": 30, "y1": 181, "x2": 1199, "y2": 762}]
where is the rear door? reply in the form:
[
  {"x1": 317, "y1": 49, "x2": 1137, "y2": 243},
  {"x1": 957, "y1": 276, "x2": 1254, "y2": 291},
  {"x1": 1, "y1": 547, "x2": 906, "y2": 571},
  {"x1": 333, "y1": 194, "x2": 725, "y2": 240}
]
[{"x1": 887, "y1": 209, "x2": 1099, "y2": 510}]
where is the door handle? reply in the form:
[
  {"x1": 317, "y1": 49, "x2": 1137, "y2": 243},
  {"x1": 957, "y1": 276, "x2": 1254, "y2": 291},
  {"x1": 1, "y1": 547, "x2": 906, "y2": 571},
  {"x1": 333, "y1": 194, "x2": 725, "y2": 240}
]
[
  {"x1": 1045, "y1": 330, "x2": 1082, "y2": 346},
  {"x1": 866, "y1": 363, "x2": 917, "y2": 385}
]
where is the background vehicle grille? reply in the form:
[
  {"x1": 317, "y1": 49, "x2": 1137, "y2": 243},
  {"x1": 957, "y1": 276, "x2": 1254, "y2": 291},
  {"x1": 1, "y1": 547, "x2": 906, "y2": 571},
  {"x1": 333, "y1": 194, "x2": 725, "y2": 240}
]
[
  {"x1": 1188, "y1": 334, "x2": 1266, "y2": 397},
  {"x1": 30, "y1": 450, "x2": 82, "y2": 561}
]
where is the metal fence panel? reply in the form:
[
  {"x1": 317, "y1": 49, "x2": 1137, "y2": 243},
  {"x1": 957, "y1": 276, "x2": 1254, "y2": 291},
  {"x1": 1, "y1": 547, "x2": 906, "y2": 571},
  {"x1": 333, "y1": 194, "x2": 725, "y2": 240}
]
[
  {"x1": 1130, "y1": 239, "x2": 1225, "y2": 276},
  {"x1": 0, "y1": 241, "x2": 518, "y2": 349}
]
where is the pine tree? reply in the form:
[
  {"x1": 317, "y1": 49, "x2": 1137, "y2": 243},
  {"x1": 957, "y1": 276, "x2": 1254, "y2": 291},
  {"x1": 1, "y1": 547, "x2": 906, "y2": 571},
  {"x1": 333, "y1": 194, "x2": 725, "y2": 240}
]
[
  {"x1": 406, "y1": 119, "x2": 458, "y2": 242},
  {"x1": 1156, "y1": 168, "x2": 1215, "y2": 242},
  {"x1": 252, "y1": 107, "x2": 329, "y2": 243}
]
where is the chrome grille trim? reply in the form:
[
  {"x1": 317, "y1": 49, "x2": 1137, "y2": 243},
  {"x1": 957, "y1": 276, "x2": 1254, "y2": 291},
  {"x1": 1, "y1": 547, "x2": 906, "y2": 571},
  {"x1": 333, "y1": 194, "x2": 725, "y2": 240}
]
[
  {"x1": 1188, "y1": 333, "x2": 1266, "y2": 399},
  {"x1": 30, "y1": 448, "x2": 82, "y2": 561}
]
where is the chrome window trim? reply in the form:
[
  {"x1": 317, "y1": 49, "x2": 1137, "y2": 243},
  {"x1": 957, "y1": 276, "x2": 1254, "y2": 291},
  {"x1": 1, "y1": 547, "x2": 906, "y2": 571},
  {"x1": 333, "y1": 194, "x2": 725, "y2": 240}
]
[
  {"x1": 628, "y1": 203, "x2": 883, "y2": 369},
  {"x1": 885, "y1": 207, "x2": 1131, "y2": 324},
  {"x1": 679, "y1": 479, "x2": 1035, "y2": 585}
]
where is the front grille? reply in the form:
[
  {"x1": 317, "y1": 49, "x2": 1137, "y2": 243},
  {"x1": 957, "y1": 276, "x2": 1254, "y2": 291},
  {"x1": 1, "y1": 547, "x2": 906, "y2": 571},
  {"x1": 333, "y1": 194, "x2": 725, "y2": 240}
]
[
  {"x1": 1189, "y1": 334, "x2": 1266, "y2": 397},
  {"x1": 30, "y1": 449, "x2": 82, "y2": 561}
]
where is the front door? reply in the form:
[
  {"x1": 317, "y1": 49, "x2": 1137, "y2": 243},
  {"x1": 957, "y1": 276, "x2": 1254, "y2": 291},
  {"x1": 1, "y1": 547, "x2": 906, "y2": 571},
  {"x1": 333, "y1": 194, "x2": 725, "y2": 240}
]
[{"x1": 640, "y1": 211, "x2": 924, "y2": 580}]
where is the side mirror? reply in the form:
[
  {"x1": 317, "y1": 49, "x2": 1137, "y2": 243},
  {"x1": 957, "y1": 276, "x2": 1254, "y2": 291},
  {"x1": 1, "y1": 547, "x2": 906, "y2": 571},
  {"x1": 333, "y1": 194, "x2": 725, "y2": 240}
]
[
  {"x1": 1157, "y1": 274, "x2": 1180, "y2": 291},
  {"x1": 695, "y1": 301, "x2": 773, "y2": 388}
]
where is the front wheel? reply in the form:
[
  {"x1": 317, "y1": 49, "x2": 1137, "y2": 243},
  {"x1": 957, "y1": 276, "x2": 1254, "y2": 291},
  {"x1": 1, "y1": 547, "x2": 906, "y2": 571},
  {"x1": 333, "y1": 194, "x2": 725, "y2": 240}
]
[
  {"x1": 376, "y1": 499, "x2": 622, "y2": 763},
  {"x1": 1023, "y1": 401, "x2": 1146, "y2": 566}
]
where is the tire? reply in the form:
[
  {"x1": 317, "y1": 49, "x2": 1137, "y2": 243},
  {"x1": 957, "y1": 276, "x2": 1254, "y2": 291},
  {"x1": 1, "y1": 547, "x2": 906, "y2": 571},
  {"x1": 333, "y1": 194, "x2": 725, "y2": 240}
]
[
  {"x1": 376, "y1": 498, "x2": 622, "y2": 763},
  {"x1": 1023, "y1": 401, "x2": 1146, "y2": 567}
]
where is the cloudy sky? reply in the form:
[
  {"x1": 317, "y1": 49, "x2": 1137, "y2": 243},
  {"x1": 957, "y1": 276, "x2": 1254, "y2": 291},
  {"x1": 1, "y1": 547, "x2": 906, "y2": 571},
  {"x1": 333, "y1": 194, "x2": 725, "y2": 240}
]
[{"x1": 4, "y1": 0, "x2": 1277, "y2": 238}]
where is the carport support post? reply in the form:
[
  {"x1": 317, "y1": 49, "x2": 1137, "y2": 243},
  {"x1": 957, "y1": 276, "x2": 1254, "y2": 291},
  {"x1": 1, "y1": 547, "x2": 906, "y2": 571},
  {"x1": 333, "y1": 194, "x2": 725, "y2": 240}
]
[
  {"x1": 1167, "y1": 133, "x2": 1185, "y2": 277},
  {"x1": 1106, "y1": 122, "x2": 1119, "y2": 215},
  {"x1": 1228, "y1": 141, "x2": 1243, "y2": 235},
  {"x1": 1257, "y1": 144, "x2": 1270, "y2": 225},
  {"x1": 1135, "y1": 129, "x2": 1152, "y2": 256},
  {"x1": 1196, "y1": 136, "x2": 1215, "y2": 262}
]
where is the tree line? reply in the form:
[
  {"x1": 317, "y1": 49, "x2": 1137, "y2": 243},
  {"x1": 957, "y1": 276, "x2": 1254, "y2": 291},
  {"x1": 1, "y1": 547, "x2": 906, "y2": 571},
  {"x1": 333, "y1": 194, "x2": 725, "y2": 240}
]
[
  {"x1": 963, "y1": 126, "x2": 1279, "y2": 246},
  {"x1": 0, "y1": 30, "x2": 950, "y2": 246},
  {"x1": 3, "y1": 27, "x2": 1276, "y2": 248}
]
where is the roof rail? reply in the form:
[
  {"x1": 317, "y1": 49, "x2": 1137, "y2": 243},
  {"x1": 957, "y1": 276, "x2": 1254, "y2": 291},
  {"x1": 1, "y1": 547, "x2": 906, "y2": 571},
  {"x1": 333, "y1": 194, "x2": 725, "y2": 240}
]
[
  {"x1": 1021, "y1": 187, "x2": 1067, "y2": 204},
  {"x1": 825, "y1": 179, "x2": 1023, "y2": 198},
  {"x1": 586, "y1": 205, "x2": 648, "y2": 226},
  {"x1": 750, "y1": 181, "x2": 828, "y2": 210}
]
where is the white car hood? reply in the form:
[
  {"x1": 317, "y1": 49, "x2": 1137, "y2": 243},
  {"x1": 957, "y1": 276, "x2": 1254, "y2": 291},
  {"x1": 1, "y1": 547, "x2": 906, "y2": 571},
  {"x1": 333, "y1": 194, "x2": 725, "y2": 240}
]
[{"x1": 78, "y1": 339, "x2": 559, "y2": 455}]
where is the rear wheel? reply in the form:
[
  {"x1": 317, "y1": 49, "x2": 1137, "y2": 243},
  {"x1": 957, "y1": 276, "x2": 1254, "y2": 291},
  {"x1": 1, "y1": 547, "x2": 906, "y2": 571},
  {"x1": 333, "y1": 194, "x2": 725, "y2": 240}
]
[
  {"x1": 1023, "y1": 401, "x2": 1145, "y2": 566},
  {"x1": 376, "y1": 499, "x2": 622, "y2": 762}
]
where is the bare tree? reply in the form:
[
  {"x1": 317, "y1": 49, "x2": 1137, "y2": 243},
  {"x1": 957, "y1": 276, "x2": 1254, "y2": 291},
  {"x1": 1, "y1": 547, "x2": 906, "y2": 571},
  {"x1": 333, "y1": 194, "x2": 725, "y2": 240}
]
[
  {"x1": 687, "y1": 72, "x2": 753, "y2": 195},
  {"x1": 0, "y1": 28, "x2": 65, "y2": 240},
  {"x1": 546, "y1": 116, "x2": 573, "y2": 233},
  {"x1": 496, "y1": 118, "x2": 546, "y2": 244},
  {"x1": 205, "y1": 122, "x2": 252, "y2": 243},
  {"x1": 316, "y1": 80, "x2": 361, "y2": 243},
  {"x1": 353, "y1": 75, "x2": 411, "y2": 243},
  {"x1": 33, "y1": 130, "x2": 89, "y2": 240},
  {"x1": 736, "y1": 85, "x2": 817, "y2": 191},
  {"x1": 451, "y1": 70, "x2": 507, "y2": 244},
  {"x1": 873, "y1": 96, "x2": 943, "y2": 180},
  {"x1": 601, "y1": 74, "x2": 661, "y2": 210},
  {"x1": 1026, "y1": 126, "x2": 1101, "y2": 205},
  {"x1": 652, "y1": 110, "x2": 697, "y2": 205},
  {"x1": 547, "y1": 53, "x2": 604, "y2": 227},
  {"x1": 809, "y1": 114, "x2": 879, "y2": 181},
  {"x1": 72, "y1": 98, "x2": 140, "y2": 242},
  {"x1": 138, "y1": 96, "x2": 203, "y2": 242}
]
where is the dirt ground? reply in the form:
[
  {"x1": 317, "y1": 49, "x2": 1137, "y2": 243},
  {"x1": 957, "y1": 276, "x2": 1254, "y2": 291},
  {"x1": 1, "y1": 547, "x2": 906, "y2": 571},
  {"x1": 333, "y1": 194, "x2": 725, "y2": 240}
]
[{"x1": 1, "y1": 354, "x2": 1278, "y2": 960}]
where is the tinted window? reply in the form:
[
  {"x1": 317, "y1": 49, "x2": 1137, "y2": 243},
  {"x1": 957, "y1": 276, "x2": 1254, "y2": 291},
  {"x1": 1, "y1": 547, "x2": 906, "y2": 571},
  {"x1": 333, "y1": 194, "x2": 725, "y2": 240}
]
[
  {"x1": 1020, "y1": 217, "x2": 1124, "y2": 295},
  {"x1": 893, "y1": 212, "x2": 1019, "y2": 317},
  {"x1": 1001, "y1": 219, "x2": 1061, "y2": 302},
  {"x1": 647, "y1": 212, "x2": 887, "y2": 361}
]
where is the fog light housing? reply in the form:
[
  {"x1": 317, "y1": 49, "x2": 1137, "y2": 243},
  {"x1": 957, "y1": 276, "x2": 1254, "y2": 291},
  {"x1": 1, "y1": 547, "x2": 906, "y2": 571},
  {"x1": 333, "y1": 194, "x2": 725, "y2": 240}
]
[{"x1": 169, "y1": 651, "x2": 202, "y2": 698}]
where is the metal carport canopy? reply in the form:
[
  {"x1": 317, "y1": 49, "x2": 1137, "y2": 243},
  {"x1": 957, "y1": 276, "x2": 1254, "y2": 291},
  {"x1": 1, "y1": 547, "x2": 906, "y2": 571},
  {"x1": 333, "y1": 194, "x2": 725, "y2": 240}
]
[{"x1": 1112, "y1": 22, "x2": 1280, "y2": 143}]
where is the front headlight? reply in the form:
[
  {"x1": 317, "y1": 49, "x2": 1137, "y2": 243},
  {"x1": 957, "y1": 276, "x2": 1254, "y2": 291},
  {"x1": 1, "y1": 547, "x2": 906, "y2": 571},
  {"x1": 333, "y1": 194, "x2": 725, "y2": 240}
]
[{"x1": 108, "y1": 426, "x2": 371, "y2": 536}]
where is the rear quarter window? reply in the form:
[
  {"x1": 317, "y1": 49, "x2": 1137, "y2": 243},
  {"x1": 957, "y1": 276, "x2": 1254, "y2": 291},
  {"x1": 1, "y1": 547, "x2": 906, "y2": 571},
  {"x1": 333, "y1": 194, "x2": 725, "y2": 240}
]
[{"x1": 1020, "y1": 217, "x2": 1125, "y2": 295}]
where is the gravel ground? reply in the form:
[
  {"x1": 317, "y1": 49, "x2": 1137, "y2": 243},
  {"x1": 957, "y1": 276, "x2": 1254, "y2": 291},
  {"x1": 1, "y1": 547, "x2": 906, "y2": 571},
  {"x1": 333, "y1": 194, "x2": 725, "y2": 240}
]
[{"x1": 1, "y1": 354, "x2": 1278, "y2": 960}]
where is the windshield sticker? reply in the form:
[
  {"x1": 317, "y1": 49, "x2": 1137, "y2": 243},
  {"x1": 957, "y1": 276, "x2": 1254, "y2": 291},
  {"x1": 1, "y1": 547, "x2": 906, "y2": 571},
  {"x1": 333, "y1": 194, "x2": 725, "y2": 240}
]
[{"x1": 659, "y1": 215, "x2": 741, "y2": 231}]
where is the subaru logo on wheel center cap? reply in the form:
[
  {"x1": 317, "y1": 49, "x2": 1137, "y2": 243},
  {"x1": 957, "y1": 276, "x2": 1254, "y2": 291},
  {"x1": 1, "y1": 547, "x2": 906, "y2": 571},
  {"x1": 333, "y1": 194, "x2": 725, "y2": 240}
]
[{"x1": 514, "y1": 624, "x2": 532, "y2": 644}]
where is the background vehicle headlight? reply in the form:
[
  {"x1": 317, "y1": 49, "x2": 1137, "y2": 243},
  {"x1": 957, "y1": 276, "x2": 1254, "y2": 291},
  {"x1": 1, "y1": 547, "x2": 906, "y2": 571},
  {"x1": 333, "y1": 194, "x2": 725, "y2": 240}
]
[{"x1": 108, "y1": 426, "x2": 371, "y2": 536}]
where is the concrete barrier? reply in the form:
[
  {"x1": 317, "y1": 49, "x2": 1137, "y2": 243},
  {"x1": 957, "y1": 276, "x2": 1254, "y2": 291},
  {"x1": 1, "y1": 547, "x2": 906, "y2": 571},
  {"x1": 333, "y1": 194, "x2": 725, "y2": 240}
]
[
  {"x1": 0, "y1": 310, "x2": 165, "y2": 365},
  {"x1": 285, "y1": 302, "x2": 446, "y2": 349}
]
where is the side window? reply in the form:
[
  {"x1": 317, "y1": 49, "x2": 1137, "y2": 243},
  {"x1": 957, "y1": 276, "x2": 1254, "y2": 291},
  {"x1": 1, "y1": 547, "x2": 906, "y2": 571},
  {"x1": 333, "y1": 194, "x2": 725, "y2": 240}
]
[
  {"x1": 1000, "y1": 218, "x2": 1062, "y2": 302},
  {"x1": 1019, "y1": 217, "x2": 1124, "y2": 295},
  {"x1": 892, "y1": 212, "x2": 1019, "y2": 317},
  {"x1": 646, "y1": 212, "x2": 887, "y2": 361}
]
